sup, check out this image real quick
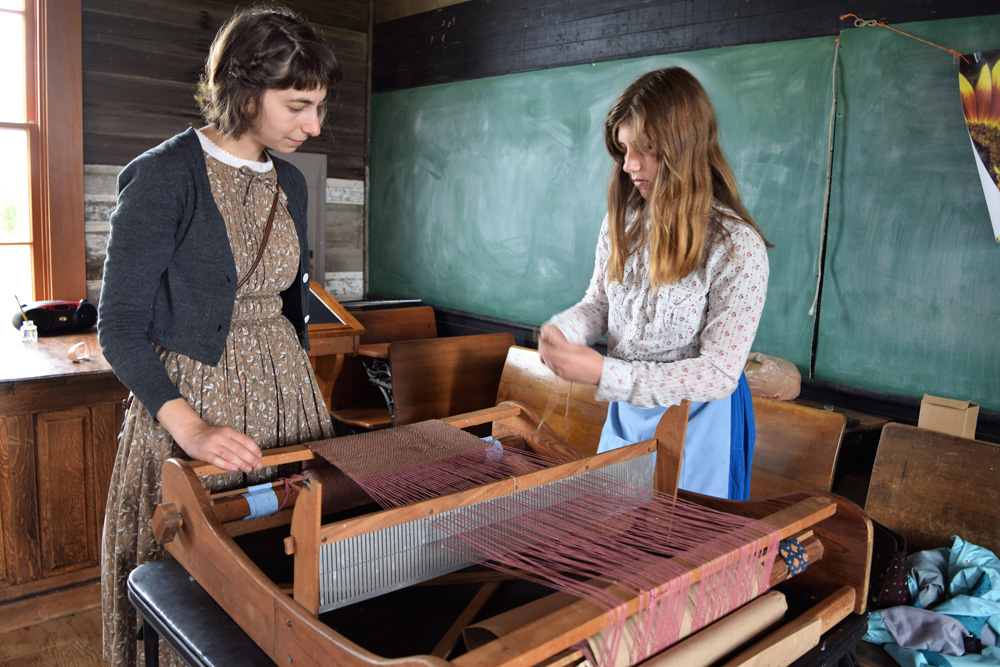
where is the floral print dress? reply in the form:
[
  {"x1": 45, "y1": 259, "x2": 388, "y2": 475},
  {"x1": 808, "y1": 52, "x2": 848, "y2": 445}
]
[{"x1": 101, "y1": 136, "x2": 334, "y2": 667}]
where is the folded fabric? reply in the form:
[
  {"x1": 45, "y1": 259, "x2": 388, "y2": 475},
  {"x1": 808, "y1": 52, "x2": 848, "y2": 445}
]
[
  {"x1": 909, "y1": 547, "x2": 949, "y2": 609},
  {"x1": 879, "y1": 606, "x2": 970, "y2": 655},
  {"x1": 864, "y1": 536, "x2": 1000, "y2": 667},
  {"x1": 884, "y1": 643, "x2": 1000, "y2": 667}
]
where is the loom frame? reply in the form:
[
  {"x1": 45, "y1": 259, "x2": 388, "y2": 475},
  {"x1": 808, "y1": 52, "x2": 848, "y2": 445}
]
[{"x1": 151, "y1": 401, "x2": 872, "y2": 667}]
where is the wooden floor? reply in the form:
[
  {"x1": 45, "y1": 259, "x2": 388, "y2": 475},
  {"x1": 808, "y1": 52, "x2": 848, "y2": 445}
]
[{"x1": 0, "y1": 607, "x2": 104, "y2": 666}]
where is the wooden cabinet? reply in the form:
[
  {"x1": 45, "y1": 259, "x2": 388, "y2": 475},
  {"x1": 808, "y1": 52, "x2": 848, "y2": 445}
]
[
  {"x1": 0, "y1": 288, "x2": 360, "y2": 607},
  {"x1": 0, "y1": 330, "x2": 127, "y2": 603}
]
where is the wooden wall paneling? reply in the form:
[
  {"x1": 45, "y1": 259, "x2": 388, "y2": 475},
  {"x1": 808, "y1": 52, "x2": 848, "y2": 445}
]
[
  {"x1": 289, "y1": 0, "x2": 372, "y2": 33},
  {"x1": 372, "y1": 0, "x2": 1000, "y2": 91},
  {"x1": 82, "y1": 0, "x2": 372, "y2": 180},
  {"x1": 83, "y1": 72, "x2": 200, "y2": 114},
  {"x1": 83, "y1": 0, "x2": 370, "y2": 42},
  {"x1": 375, "y1": 0, "x2": 471, "y2": 25},
  {"x1": 35, "y1": 409, "x2": 97, "y2": 577},
  {"x1": 84, "y1": 0, "x2": 239, "y2": 28},
  {"x1": 0, "y1": 415, "x2": 40, "y2": 586},
  {"x1": 81, "y1": 35, "x2": 206, "y2": 84}
]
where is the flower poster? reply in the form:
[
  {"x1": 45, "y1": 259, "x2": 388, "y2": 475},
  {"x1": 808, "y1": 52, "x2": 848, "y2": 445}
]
[{"x1": 959, "y1": 50, "x2": 1000, "y2": 242}]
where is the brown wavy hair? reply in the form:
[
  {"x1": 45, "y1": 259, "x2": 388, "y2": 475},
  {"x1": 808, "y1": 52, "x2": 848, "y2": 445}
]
[
  {"x1": 604, "y1": 67, "x2": 769, "y2": 288},
  {"x1": 195, "y1": 5, "x2": 341, "y2": 139}
]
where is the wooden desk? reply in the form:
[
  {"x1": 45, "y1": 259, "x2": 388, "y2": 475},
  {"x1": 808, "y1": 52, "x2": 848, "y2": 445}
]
[
  {"x1": 792, "y1": 399, "x2": 892, "y2": 435},
  {"x1": 357, "y1": 342, "x2": 389, "y2": 359},
  {"x1": 305, "y1": 282, "x2": 365, "y2": 412},
  {"x1": 353, "y1": 343, "x2": 394, "y2": 422},
  {"x1": 0, "y1": 287, "x2": 360, "y2": 614},
  {"x1": 0, "y1": 328, "x2": 128, "y2": 609}
]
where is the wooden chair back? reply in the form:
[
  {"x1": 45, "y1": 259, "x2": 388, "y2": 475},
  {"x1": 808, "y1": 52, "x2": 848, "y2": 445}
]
[
  {"x1": 327, "y1": 306, "x2": 438, "y2": 411},
  {"x1": 352, "y1": 306, "x2": 437, "y2": 344},
  {"x1": 493, "y1": 346, "x2": 609, "y2": 456},
  {"x1": 866, "y1": 423, "x2": 1000, "y2": 555},
  {"x1": 389, "y1": 332, "x2": 515, "y2": 426},
  {"x1": 489, "y1": 352, "x2": 849, "y2": 491},
  {"x1": 748, "y1": 398, "x2": 846, "y2": 499}
]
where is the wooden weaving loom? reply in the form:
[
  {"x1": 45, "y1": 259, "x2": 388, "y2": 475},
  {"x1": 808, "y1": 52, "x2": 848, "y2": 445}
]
[{"x1": 151, "y1": 400, "x2": 873, "y2": 667}]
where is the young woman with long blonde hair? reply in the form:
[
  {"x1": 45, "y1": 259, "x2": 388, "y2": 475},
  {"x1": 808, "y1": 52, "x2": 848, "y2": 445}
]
[{"x1": 540, "y1": 67, "x2": 771, "y2": 499}]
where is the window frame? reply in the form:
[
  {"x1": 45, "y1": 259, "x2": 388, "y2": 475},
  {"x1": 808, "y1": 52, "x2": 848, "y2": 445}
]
[
  {"x1": 36, "y1": 0, "x2": 84, "y2": 300},
  {"x1": 0, "y1": 0, "x2": 84, "y2": 301}
]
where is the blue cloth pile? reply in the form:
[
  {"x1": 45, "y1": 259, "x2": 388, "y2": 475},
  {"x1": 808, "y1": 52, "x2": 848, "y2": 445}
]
[{"x1": 864, "y1": 536, "x2": 1000, "y2": 666}]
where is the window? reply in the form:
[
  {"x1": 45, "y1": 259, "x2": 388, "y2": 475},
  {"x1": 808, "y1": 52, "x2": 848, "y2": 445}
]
[
  {"x1": 0, "y1": 0, "x2": 83, "y2": 303},
  {"x1": 0, "y1": 1, "x2": 34, "y2": 302}
]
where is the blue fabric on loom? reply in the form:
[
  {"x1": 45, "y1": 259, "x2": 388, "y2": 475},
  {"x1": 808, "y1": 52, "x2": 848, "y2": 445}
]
[
  {"x1": 596, "y1": 373, "x2": 754, "y2": 500},
  {"x1": 242, "y1": 483, "x2": 279, "y2": 520}
]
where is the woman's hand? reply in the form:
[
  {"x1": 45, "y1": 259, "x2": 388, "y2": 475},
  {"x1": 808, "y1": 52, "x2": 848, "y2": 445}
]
[
  {"x1": 538, "y1": 325, "x2": 604, "y2": 385},
  {"x1": 156, "y1": 398, "x2": 262, "y2": 473}
]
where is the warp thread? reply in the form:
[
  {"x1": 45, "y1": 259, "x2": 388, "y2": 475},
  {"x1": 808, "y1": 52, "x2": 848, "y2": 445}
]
[{"x1": 307, "y1": 421, "x2": 781, "y2": 666}]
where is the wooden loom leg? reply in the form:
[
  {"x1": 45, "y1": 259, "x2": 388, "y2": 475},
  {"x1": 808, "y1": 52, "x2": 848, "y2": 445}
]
[{"x1": 430, "y1": 581, "x2": 502, "y2": 659}]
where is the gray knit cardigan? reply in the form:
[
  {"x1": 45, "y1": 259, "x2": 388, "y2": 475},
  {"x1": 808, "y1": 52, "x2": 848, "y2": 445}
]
[{"x1": 98, "y1": 127, "x2": 313, "y2": 417}]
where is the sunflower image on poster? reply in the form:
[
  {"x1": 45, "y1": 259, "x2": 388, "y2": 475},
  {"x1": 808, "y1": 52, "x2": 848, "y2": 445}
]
[{"x1": 959, "y1": 50, "x2": 1000, "y2": 242}]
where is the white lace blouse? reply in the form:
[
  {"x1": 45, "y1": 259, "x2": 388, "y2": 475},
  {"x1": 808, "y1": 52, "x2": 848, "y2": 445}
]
[{"x1": 547, "y1": 208, "x2": 769, "y2": 409}]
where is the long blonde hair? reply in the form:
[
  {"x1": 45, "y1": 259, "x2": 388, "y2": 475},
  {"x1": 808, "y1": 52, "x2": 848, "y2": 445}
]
[{"x1": 604, "y1": 67, "x2": 769, "y2": 287}]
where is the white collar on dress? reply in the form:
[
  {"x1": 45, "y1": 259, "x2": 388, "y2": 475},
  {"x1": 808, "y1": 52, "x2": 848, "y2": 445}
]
[{"x1": 195, "y1": 127, "x2": 274, "y2": 173}]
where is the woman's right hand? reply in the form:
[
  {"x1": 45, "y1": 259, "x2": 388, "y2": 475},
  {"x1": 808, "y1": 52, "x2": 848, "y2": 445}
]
[
  {"x1": 538, "y1": 324, "x2": 604, "y2": 385},
  {"x1": 155, "y1": 398, "x2": 263, "y2": 473}
]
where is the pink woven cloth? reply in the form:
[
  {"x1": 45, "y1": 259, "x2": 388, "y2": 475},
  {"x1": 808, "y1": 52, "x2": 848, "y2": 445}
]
[{"x1": 304, "y1": 421, "x2": 782, "y2": 666}]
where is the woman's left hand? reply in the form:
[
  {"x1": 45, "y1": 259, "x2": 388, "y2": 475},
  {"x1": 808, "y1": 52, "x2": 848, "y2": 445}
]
[{"x1": 538, "y1": 325, "x2": 604, "y2": 385}]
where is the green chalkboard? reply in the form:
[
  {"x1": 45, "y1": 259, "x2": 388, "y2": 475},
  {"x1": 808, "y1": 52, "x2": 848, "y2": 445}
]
[
  {"x1": 819, "y1": 16, "x2": 1000, "y2": 411},
  {"x1": 370, "y1": 38, "x2": 837, "y2": 374},
  {"x1": 369, "y1": 16, "x2": 1000, "y2": 413}
]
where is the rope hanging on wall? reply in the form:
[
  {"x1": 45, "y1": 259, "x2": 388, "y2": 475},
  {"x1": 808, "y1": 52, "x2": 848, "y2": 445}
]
[
  {"x1": 808, "y1": 37, "x2": 841, "y2": 322},
  {"x1": 809, "y1": 16, "x2": 970, "y2": 376},
  {"x1": 840, "y1": 14, "x2": 969, "y2": 63}
]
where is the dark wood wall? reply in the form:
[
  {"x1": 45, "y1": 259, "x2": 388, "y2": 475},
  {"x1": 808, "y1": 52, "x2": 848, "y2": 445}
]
[
  {"x1": 374, "y1": 0, "x2": 998, "y2": 92},
  {"x1": 82, "y1": 0, "x2": 371, "y2": 180}
]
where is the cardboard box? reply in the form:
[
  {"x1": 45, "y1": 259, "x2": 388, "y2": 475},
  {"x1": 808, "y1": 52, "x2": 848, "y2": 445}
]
[{"x1": 917, "y1": 394, "x2": 980, "y2": 438}]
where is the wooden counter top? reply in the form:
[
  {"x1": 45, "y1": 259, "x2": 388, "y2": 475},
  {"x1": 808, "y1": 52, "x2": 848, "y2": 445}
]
[{"x1": 0, "y1": 328, "x2": 113, "y2": 383}]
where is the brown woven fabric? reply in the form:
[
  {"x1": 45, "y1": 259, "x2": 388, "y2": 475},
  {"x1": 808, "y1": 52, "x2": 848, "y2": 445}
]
[
  {"x1": 307, "y1": 420, "x2": 487, "y2": 481},
  {"x1": 301, "y1": 462, "x2": 371, "y2": 509}
]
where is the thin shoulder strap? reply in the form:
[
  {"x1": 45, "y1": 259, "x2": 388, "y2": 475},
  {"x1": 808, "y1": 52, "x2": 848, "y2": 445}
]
[{"x1": 236, "y1": 174, "x2": 281, "y2": 291}]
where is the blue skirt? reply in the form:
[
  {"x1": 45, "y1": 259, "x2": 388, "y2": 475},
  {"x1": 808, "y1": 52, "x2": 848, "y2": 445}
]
[{"x1": 596, "y1": 373, "x2": 756, "y2": 500}]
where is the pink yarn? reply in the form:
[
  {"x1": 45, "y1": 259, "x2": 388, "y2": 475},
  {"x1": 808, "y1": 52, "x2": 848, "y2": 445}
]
[{"x1": 309, "y1": 421, "x2": 781, "y2": 665}]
